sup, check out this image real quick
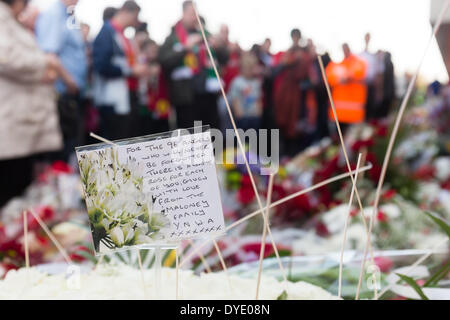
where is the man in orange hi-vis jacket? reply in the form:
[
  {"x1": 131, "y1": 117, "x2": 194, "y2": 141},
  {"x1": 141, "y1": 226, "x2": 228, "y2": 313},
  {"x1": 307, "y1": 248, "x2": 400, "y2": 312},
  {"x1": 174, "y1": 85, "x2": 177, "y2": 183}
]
[{"x1": 325, "y1": 43, "x2": 368, "y2": 124}]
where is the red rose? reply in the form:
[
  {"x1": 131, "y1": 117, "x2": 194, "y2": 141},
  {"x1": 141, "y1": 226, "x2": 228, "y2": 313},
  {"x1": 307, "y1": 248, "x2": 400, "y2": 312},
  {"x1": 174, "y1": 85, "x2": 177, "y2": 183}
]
[
  {"x1": 35, "y1": 233, "x2": 50, "y2": 247},
  {"x1": 316, "y1": 222, "x2": 330, "y2": 237},
  {"x1": 376, "y1": 125, "x2": 388, "y2": 137},
  {"x1": 377, "y1": 211, "x2": 388, "y2": 223},
  {"x1": 271, "y1": 184, "x2": 290, "y2": 218},
  {"x1": 23, "y1": 206, "x2": 55, "y2": 232},
  {"x1": 237, "y1": 175, "x2": 256, "y2": 205},
  {"x1": 351, "y1": 139, "x2": 374, "y2": 152},
  {"x1": 382, "y1": 189, "x2": 396, "y2": 201},
  {"x1": 441, "y1": 179, "x2": 450, "y2": 190},
  {"x1": 374, "y1": 256, "x2": 393, "y2": 272},
  {"x1": 366, "y1": 153, "x2": 382, "y2": 182},
  {"x1": 368, "y1": 119, "x2": 379, "y2": 127},
  {"x1": 237, "y1": 188, "x2": 256, "y2": 205},
  {"x1": 350, "y1": 208, "x2": 359, "y2": 218},
  {"x1": 69, "y1": 246, "x2": 92, "y2": 263},
  {"x1": 51, "y1": 161, "x2": 73, "y2": 174},
  {"x1": 37, "y1": 161, "x2": 73, "y2": 183},
  {"x1": 0, "y1": 263, "x2": 19, "y2": 279},
  {"x1": 414, "y1": 165, "x2": 435, "y2": 181},
  {"x1": 314, "y1": 154, "x2": 340, "y2": 183},
  {"x1": 242, "y1": 242, "x2": 274, "y2": 259},
  {"x1": 0, "y1": 224, "x2": 5, "y2": 243},
  {"x1": 292, "y1": 189, "x2": 312, "y2": 212},
  {"x1": 318, "y1": 187, "x2": 333, "y2": 209}
]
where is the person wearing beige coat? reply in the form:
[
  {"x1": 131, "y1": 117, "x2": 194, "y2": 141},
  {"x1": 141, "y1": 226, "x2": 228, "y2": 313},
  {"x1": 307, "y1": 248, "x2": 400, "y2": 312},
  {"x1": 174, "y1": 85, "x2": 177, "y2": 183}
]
[{"x1": 0, "y1": 0, "x2": 63, "y2": 207}]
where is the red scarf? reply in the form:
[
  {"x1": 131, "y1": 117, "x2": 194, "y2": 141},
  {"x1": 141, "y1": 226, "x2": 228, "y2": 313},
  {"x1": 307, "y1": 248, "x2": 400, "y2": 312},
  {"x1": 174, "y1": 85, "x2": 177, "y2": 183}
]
[
  {"x1": 110, "y1": 20, "x2": 138, "y2": 91},
  {"x1": 223, "y1": 50, "x2": 240, "y2": 92},
  {"x1": 174, "y1": 20, "x2": 209, "y2": 75},
  {"x1": 148, "y1": 72, "x2": 170, "y2": 120}
]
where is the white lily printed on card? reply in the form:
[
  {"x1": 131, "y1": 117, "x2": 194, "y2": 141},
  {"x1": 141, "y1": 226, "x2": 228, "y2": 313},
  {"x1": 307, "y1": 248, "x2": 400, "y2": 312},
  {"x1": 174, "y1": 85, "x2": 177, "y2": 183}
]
[{"x1": 77, "y1": 148, "x2": 170, "y2": 253}]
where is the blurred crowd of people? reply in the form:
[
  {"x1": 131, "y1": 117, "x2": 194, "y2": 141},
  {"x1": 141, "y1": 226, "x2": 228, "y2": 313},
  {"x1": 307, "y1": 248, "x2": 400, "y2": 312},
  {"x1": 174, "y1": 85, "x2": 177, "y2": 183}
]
[{"x1": 0, "y1": 0, "x2": 399, "y2": 206}]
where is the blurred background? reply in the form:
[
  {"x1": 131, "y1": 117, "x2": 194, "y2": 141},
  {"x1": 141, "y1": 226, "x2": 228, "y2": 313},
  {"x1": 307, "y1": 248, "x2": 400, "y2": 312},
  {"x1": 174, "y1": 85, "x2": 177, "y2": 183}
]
[
  {"x1": 30, "y1": 0, "x2": 448, "y2": 82},
  {"x1": 0, "y1": 0, "x2": 449, "y2": 300}
]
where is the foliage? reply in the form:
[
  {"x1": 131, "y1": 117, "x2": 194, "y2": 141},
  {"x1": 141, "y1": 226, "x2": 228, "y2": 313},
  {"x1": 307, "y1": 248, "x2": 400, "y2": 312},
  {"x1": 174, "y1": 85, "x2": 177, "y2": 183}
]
[{"x1": 395, "y1": 211, "x2": 449, "y2": 300}]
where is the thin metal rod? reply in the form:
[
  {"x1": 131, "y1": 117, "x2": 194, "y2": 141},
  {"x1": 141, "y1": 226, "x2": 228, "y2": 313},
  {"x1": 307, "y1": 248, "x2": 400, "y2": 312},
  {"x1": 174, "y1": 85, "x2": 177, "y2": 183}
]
[
  {"x1": 256, "y1": 174, "x2": 276, "y2": 300},
  {"x1": 338, "y1": 154, "x2": 362, "y2": 298}
]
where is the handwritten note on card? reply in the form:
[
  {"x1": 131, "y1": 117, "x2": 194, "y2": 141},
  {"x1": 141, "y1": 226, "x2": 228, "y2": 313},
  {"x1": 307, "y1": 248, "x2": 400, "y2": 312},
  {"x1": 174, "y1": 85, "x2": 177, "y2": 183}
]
[
  {"x1": 117, "y1": 131, "x2": 225, "y2": 242},
  {"x1": 77, "y1": 130, "x2": 225, "y2": 254}
]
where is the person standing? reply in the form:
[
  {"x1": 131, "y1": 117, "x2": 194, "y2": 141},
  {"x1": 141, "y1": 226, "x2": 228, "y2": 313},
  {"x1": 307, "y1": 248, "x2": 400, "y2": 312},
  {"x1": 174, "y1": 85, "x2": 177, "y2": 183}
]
[
  {"x1": 325, "y1": 43, "x2": 368, "y2": 127},
  {"x1": 102, "y1": 6, "x2": 118, "y2": 23},
  {"x1": 138, "y1": 39, "x2": 171, "y2": 135},
  {"x1": 380, "y1": 51, "x2": 395, "y2": 118},
  {"x1": 212, "y1": 24, "x2": 239, "y2": 133},
  {"x1": 273, "y1": 28, "x2": 313, "y2": 156},
  {"x1": 18, "y1": 2, "x2": 39, "y2": 31},
  {"x1": 301, "y1": 39, "x2": 330, "y2": 144},
  {"x1": 92, "y1": 0, "x2": 149, "y2": 141},
  {"x1": 0, "y1": 0, "x2": 63, "y2": 207},
  {"x1": 313, "y1": 51, "x2": 332, "y2": 141},
  {"x1": 35, "y1": 0, "x2": 87, "y2": 161},
  {"x1": 359, "y1": 33, "x2": 377, "y2": 121},
  {"x1": 159, "y1": 0, "x2": 221, "y2": 130},
  {"x1": 260, "y1": 38, "x2": 274, "y2": 67},
  {"x1": 228, "y1": 52, "x2": 263, "y2": 131}
]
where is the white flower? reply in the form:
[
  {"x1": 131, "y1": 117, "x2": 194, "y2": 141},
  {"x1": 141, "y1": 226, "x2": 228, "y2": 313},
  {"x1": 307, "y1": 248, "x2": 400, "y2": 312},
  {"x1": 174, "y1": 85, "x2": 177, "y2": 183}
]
[
  {"x1": 434, "y1": 157, "x2": 450, "y2": 182},
  {"x1": 380, "y1": 204, "x2": 401, "y2": 219},
  {"x1": 52, "y1": 222, "x2": 89, "y2": 247},
  {"x1": 322, "y1": 204, "x2": 349, "y2": 234},
  {"x1": 417, "y1": 182, "x2": 441, "y2": 202},
  {"x1": 100, "y1": 218, "x2": 110, "y2": 230},
  {"x1": 0, "y1": 266, "x2": 338, "y2": 300},
  {"x1": 438, "y1": 190, "x2": 450, "y2": 217},
  {"x1": 110, "y1": 227, "x2": 124, "y2": 247},
  {"x1": 361, "y1": 126, "x2": 374, "y2": 140},
  {"x1": 122, "y1": 220, "x2": 146, "y2": 244},
  {"x1": 137, "y1": 234, "x2": 153, "y2": 244},
  {"x1": 345, "y1": 224, "x2": 367, "y2": 250}
]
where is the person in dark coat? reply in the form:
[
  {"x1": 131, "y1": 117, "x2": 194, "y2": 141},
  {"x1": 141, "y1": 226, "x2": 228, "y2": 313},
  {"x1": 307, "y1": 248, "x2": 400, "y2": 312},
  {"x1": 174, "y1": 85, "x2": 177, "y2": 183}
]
[
  {"x1": 92, "y1": 1, "x2": 149, "y2": 140},
  {"x1": 379, "y1": 51, "x2": 395, "y2": 118},
  {"x1": 159, "y1": 0, "x2": 221, "y2": 130}
]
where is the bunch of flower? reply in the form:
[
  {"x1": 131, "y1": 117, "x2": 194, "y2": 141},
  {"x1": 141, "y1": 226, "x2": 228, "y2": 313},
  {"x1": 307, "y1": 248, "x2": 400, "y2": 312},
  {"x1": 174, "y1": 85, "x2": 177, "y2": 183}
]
[{"x1": 0, "y1": 206, "x2": 55, "y2": 277}]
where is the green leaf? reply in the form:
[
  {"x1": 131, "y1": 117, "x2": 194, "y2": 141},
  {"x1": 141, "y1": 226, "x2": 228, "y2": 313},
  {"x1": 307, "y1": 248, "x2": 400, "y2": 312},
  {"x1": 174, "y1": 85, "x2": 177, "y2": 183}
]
[
  {"x1": 267, "y1": 249, "x2": 291, "y2": 259},
  {"x1": 424, "y1": 212, "x2": 450, "y2": 238},
  {"x1": 396, "y1": 273, "x2": 429, "y2": 300},
  {"x1": 140, "y1": 249, "x2": 149, "y2": 265},
  {"x1": 277, "y1": 290, "x2": 288, "y2": 300},
  {"x1": 75, "y1": 250, "x2": 98, "y2": 264},
  {"x1": 113, "y1": 251, "x2": 127, "y2": 264},
  {"x1": 424, "y1": 260, "x2": 450, "y2": 288},
  {"x1": 127, "y1": 249, "x2": 132, "y2": 264},
  {"x1": 149, "y1": 255, "x2": 156, "y2": 268}
]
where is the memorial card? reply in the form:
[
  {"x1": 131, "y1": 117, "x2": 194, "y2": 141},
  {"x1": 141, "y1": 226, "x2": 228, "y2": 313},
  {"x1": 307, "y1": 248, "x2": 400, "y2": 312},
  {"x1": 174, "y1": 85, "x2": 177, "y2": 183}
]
[{"x1": 76, "y1": 129, "x2": 225, "y2": 254}]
